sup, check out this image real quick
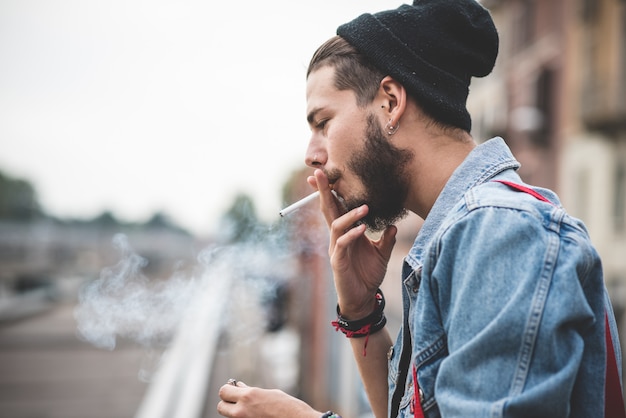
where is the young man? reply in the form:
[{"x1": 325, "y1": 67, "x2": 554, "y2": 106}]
[{"x1": 218, "y1": 1, "x2": 623, "y2": 417}]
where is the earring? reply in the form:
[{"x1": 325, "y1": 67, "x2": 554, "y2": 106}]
[{"x1": 385, "y1": 119, "x2": 400, "y2": 136}]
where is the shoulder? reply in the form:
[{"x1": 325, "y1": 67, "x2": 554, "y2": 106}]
[
  {"x1": 427, "y1": 179, "x2": 583, "y2": 262},
  {"x1": 465, "y1": 180, "x2": 560, "y2": 213},
  {"x1": 428, "y1": 179, "x2": 599, "y2": 278},
  {"x1": 435, "y1": 180, "x2": 557, "y2": 239}
]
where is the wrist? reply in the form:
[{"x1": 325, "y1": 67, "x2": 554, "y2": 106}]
[
  {"x1": 331, "y1": 289, "x2": 386, "y2": 356},
  {"x1": 335, "y1": 290, "x2": 385, "y2": 333},
  {"x1": 337, "y1": 291, "x2": 381, "y2": 319}
]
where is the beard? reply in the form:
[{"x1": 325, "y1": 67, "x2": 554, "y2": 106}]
[{"x1": 326, "y1": 114, "x2": 413, "y2": 232}]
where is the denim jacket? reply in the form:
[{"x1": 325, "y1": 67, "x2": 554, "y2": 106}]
[{"x1": 388, "y1": 137, "x2": 622, "y2": 417}]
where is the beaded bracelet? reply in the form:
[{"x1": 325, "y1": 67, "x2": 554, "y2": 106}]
[
  {"x1": 321, "y1": 411, "x2": 342, "y2": 418},
  {"x1": 331, "y1": 288, "x2": 386, "y2": 356}
]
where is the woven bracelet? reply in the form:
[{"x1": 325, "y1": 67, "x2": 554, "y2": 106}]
[
  {"x1": 331, "y1": 289, "x2": 386, "y2": 356},
  {"x1": 334, "y1": 288, "x2": 385, "y2": 330},
  {"x1": 321, "y1": 411, "x2": 342, "y2": 418}
]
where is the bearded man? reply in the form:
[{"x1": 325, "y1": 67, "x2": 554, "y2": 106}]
[{"x1": 218, "y1": 1, "x2": 623, "y2": 417}]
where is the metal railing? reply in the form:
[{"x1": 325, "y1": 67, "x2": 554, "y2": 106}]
[{"x1": 134, "y1": 270, "x2": 231, "y2": 418}]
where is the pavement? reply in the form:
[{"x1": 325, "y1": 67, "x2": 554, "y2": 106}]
[{"x1": 0, "y1": 301, "x2": 148, "y2": 418}]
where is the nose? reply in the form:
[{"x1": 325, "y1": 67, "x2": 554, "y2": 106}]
[{"x1": 305, "y1": 135, "x2": 327, "y2": 168}]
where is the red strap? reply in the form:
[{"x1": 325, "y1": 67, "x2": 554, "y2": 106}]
[
  {"x1": 606, "y1": 314, "x2": 626, "y2": 418},
  {"x1": 495, "y1": 179, "x2": 625, "y2": 416},
  {"x1": 492, "y1": 179, "x2": 552, "y2": 203},
  {"x1": 331, "y1": 320, "x2": 372, "y2": 356},
  {"x1": 412, "y1": 365, "x2": 424, "y2": 418}
]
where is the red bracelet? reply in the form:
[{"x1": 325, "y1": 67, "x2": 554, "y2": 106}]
[{"x1": 331, "y1": 289, "x2": 386, "y2": 356}]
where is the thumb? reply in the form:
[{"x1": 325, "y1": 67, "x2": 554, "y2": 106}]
[{"x1": 377, "y1": 225, "x2": 398, "y2": 259}]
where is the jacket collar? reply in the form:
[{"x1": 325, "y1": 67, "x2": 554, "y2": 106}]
[{"x1": 405, "y1": 137, "x2": 520, "y2": 270}]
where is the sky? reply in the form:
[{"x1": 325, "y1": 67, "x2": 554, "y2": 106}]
[{"x1": 0, "y1": 0, "x2": 402, "y2": 236}]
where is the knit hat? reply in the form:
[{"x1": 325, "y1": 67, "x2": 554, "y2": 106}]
[{"x1": 337, "y1": 0, "x2": 498, "y2": 132}]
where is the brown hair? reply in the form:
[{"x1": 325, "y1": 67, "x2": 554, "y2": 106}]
[
  {"x1": 307, "y1": 36, "x2": 469, "y2": 139},
  {"x1": 307, "y1": 36, "x2": 385, "y2": 108}
]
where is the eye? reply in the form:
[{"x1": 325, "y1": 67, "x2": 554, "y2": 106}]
[{"x1": 315, "y1": 118, "x2": 329, "y2": 131}]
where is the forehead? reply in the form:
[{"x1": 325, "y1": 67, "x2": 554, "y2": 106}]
[
  {"x1": 306, "y1": 65, "x2": 356, "y2": 115},
  {"x1": 306, "y1": 65, "x2": 336, "y2": 99}
]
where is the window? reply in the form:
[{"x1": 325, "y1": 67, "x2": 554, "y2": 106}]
[{"x1": 532, "y1": 68, "x2": 555, "y2": 147}]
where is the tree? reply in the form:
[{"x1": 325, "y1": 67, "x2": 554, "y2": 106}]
[
  {"x1": 90, "y1": 210, "x2": 119, "y2": 227},
  {"x1": 219, "y1": 193, "x2": 261, "y2": 243},
  {"x1": 0, "y1": 170, "x2": 42, "y2": 221}
]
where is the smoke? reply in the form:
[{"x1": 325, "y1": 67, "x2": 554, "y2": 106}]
[
  {"x1": 72, "y1": 208, "x2": 329, "y2": 388},
  {"x1": 74, "y1": 234, "x2": 201, "y2": 350},
  {"x1": 73, "y1": 218, "x2": 325, "y2": 350}
]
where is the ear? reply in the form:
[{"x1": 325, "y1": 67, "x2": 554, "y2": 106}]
[{"x1": 378, "y1": 76, "x2": 407, "y2": 126}]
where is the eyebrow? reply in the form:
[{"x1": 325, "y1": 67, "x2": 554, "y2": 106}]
[{"x1": 306, "y1": 107, "x2": 323, "y2": 126}]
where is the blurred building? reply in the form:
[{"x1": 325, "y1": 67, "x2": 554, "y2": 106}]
[
  {"x1": 0, "y1": 218, "x2": 200, "y2": 322},
  {"x1": 469, "y1": 0, "x2": 626, "y2": 370}
]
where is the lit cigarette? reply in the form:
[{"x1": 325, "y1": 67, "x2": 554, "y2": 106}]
[{"x1": 279, "y1": 191, "x2": 320, "y2": 217}]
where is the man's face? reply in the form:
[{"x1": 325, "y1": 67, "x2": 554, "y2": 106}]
[{"x1": 305, "y1": 66, "x2": 412, "y2": 232}]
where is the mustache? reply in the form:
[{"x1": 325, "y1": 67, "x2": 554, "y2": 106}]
[{"x1": 323, "y1": 168, "x2": 341, "y2": 185}]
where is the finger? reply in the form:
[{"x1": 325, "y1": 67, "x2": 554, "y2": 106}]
[
  {"x1": 329, "y1": 204, "x2": 368, "y2": 239},
  {"x1": 218, "y1": 383, "x2": 241, "y2": 403},
  {"x1": 328, "y1": 205, "x2": 368, "y2": 255},
  {"x1": 216, "y1": 399, "x2": 234, "y2": 417},
  {"x1": 334, "y1": 222, "x2": 367, "y2": 249},
  {"x1": 313, "y1": 169, "x2": 343, "y2": 226},
  {"x1": 306, "y1": 175, "x2": 318, "y2": 190}
]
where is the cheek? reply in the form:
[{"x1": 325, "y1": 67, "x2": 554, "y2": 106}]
[
  {"x1": 325, "y1": 135, "x2": 345, "y2": 163},
  {"x1": 327, "y1": 125, "x2": 360, "y2": 161}
]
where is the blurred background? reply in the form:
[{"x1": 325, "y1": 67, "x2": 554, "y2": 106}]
[{"x1": 0, "y1": 0, "x2": 625, "y2": 417}]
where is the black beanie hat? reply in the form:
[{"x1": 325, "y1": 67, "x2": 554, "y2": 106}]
[{"x1": 337, "y1": 0, "x2": 499, "y2": 132}]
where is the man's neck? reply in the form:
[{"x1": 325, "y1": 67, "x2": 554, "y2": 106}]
[{"x1": 405, "y1": 132, "x2": 475, "y2": 219}]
